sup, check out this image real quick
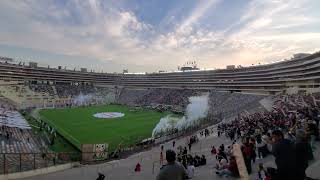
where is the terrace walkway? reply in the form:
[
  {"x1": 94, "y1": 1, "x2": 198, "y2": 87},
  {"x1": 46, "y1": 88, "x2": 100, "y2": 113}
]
[{"x1": 21, "y1": 127, "x2": 320, "y2": 180}]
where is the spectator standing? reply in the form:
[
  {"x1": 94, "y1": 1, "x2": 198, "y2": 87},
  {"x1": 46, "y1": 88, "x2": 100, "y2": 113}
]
[
  {"x1": 256, "y1": 135, "x2": 265, "y2": 159},
  {"x1": 271, "y1": 130, "x2": 296, "y2": 180},
  {"x1": 156, "y1": 150, "x2": 188, "y2": 180},
  {"x1": 295, "y1": 129, "x2": 313, "y2": 180},
  {"x1": 187, "y1": 162, "x2": 195, "y2": 178},
  {"x1": 160, "y1": 151, "x2": 164, "y2": 165},
  {"x1": 134, "y1": 163, "x2": 141, "y2": 172},
  {"x1": 211, "y1": 145, "x2": 217, "y2": 155},
  {"x1": 306, "y1": 120, "x2": 318, "y2": 149},
  {"x1": 96, "y1": 173, "x2": 105, "y2": 180},
  {"x1": 242, "y1": 139, "x2": 252, "y2": 174}
]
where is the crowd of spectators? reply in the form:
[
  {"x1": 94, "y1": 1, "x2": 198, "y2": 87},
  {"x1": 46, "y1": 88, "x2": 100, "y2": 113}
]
[
  {"x1": 207, "y1": 91, "x2": 265, "y2": 121},
  {"x1": 117, "y1": 88, "x2": 201, "y2": 113},
  {"x1": 27, "y1": 83, "x2": 98, "y2": 98},
  {"x1": 157, "y1": 135, "x2": 208, "y2": 180},
  {"x1": 156, "y1": 149, "x2": 189, "y2": 180},
  {"x1": 29, "y1": 84, "x2": 54, "y2": 96},
  {"x1": 117, "y1": 89, "x2": 149, "y2": 106},
  {"x1": 0, "y1": 101, "x2": 42, "y2": 155},
  {"x1": 0, "y1": 101, "x2": 16, "y2": 111},
  {"x1": 55, "y1": 84, "x2": 94, "y2": 98},
  {"x1": 120, "y1": 89, "x2": 266, "y2": 123},
  {"x1": 155, "y1": 129, "x2": 216, "y2": 180},
  {"x1": 216, "y1": 93, "x2": 320, "y2": 180},
  {"x1": 119, "y1": 89, "x2": 265, "y2": 119},
  {"x1": 135, "y1": 89, "x2": 199, "y2": 108}
]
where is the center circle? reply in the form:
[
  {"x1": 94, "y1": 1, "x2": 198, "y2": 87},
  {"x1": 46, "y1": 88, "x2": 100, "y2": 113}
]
[{"x1": 93, "y1": 112, "x2": 125, "y2": 119}]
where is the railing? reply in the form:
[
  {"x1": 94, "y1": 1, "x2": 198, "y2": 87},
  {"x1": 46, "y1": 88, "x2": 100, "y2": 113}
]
[
  {"x1": 0, "y1": 117, "x2": 219, "y2": 175},
  {"x1": 0, "y1": 152, "x2": 81, "y2": 175},
  {"x1": 153, "y1": 118, "x2": 218, "y2": 144}
]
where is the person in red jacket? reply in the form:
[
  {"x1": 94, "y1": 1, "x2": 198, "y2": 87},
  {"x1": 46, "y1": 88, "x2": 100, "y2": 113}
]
[
  {"x1": 211, "y1": 145, "x2": 217, "y2": 155},
  {"x1": 134, "y1": 162, "x2": 141, "y2": 172},
  {"x1": 160, "y1": 151, "x2": 164, "y2": 165}
]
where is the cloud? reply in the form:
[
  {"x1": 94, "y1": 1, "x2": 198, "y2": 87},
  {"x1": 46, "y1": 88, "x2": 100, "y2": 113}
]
[
  {"x1": 0, "y1": 1, "x2": 154, "y2": 67},
  {"x1": 218, "y1": 0, "x2": 320, "y2": 65},
  {"x1": 178, "y1": 0, "x2": 221, "y2": 32},
  {"x1": 0, "y1": 0, "x2": 319, "y2": 72}
]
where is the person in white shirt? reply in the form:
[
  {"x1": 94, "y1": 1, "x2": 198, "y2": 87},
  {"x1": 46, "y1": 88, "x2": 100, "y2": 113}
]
[
  {"x1": 216, "y1": 159, "x2": 228, "y2": 171},
  {"x1": 256, "y1": 135, "x2": 266, "y2": 159},
  {"x1": 187, "y1": 162, "x2": 195, "y2": 178}
]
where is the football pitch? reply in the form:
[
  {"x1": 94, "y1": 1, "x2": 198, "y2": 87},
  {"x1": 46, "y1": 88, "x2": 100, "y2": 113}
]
[{"x1": 39, "y1": 105, "x2": 167, "y2": 151}]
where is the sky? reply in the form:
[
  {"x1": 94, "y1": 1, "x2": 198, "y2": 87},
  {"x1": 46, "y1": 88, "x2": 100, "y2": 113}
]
[{"x1": 0, "y1": 0, "x2": 320, "y2": 73}]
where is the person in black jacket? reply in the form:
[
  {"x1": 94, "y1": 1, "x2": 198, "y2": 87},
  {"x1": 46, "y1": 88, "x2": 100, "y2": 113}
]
[
  {"x1": 271, "y1": 130, "x2": 296, "y2": 180},
  {"x1": 96, "y1": 173, "x2": 105, "y2": 180},
  {"x1": 295, "y1": 129, "x2": 313, "y2": 180}
]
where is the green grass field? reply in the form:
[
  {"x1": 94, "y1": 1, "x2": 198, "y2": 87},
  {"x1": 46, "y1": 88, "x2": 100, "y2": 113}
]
[{"x1": 39, "y1": 105, "x2": 167, "y2": 152}]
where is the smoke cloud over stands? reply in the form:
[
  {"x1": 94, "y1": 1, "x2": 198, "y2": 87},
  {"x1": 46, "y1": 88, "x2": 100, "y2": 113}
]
[{"x1": 152, "y1": 93, "x2": 209, "y2": 137}]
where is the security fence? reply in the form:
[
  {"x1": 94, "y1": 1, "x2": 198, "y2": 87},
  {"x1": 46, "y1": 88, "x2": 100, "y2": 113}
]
[
  {"x1": 0, "y1": 152, "x2": 81, "y2": 174},
  {"x1": 0, "y1": 117, "x2": 219, "y2": 175}
]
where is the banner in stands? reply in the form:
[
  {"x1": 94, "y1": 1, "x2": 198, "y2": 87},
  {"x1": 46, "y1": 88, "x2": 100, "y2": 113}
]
[
  {"x1": 93, "y1": 143, "x2": 108, "y2": 160},
  {"x1": 81, "y1": 143, "x2": 108, "y2": 161}
]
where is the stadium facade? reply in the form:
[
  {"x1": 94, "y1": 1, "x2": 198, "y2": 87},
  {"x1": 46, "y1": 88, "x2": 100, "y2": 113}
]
[
  {"x1": 0, "y1": 52, "x2": 320, "y2": 176},
  {"x1": 0, "y1": 52, "x2": 319, "y2": 95}
]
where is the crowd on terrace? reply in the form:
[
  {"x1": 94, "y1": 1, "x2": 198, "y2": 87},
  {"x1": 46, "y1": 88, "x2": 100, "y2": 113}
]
[
  {"x1": 207, "y1": 91, "x2": 265, "y2": 121},
  {"x1": 55, "y1": 84, "x2": 94, "y2": 98},
  {"x1": 2, "y1": 80, "x2": 320, "y2": 179},
  {"x1": 29, "y1": 83, "x2": 97, "y2": 98},
  {"x1": 117, "y1": 88, "x2": 200, "y2": 110},
  {"x1": 29, "y1": 84, "x2": 55, "y2": 96},
  {"x1": 214, "y1": 93, "x2": 320, "y2": 179},
  {"x1": 154, "y1": 92, "x2": 320, "y2": 180},
  {"x1": 118, "y1": 88, "x2": 265, "y2": 119},
  {"x1": 156, "y1": 135, "x2": 208, "y2": 180},
  {"x1": 135, "y1": 89, "x2": 199, "y2": 108}
]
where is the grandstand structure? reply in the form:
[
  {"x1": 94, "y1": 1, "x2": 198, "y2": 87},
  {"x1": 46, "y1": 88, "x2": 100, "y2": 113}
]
[
  {"x1": 0, "y1": 52, "x2": 319, "y2": 178},
  {"x1": 0, "y1": 53, "x2": 319, "y2": 99}
]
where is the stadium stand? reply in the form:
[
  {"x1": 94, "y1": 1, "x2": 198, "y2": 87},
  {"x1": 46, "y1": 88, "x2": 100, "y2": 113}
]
[
  {"x1": 55, "y1": 84, "x2": 95, "y2": 98},
  {"x1": 0, "y1": 100, "x2": 51, "y2": 174},
  {"x1": 29, "y1": 84, "x2": 55, "y2": 96},
  {"x1": 13, "y1": 92, "x2": 319, "y2": 180},
  {"x1": 0, "y1": 52, "x2": 319, "y2": 179},
  {"x1": 207, "y1": 91, "x2": 266, "y2": 121},
  {"x1": 0, "y1": 109, "x2": 30, "y2": 129},
  {"x1": 117, "y1": 88, "x2": 149, "y2": 106},
  {"x1": 0, "y1": 52, "x2": 319, "y2": 97},
  {"x1": 135, "y1": 89, "x2": 199, "y2": 108}
]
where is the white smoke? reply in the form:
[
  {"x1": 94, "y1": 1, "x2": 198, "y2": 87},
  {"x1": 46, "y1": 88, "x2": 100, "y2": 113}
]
[
  {"x1": 72, "y1": 90, "x2": 115, "y2": 106},
  {"x1": 152, "y1": 93, "x2": 209, "y2": 137},
  {"x1": 152, "y1": 116, "x2": 181, "y2": 136},
  {"x1": 73, "y1": 93, "x2": 94, "y2": 105}
]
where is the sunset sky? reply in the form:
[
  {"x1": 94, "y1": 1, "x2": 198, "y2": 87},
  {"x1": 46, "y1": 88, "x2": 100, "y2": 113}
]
[{"x1": 0, "y1": 0, "x2": 319, "y2": 72}]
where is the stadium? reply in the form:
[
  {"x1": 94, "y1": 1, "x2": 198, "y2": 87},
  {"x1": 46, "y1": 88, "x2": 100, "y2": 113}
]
[
  {"x1": 0, "y1": 51, "x2": 319, "y2": 180},
  {"x1": 1, "y1": 1, "x2": 320, "y2": 180}
]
